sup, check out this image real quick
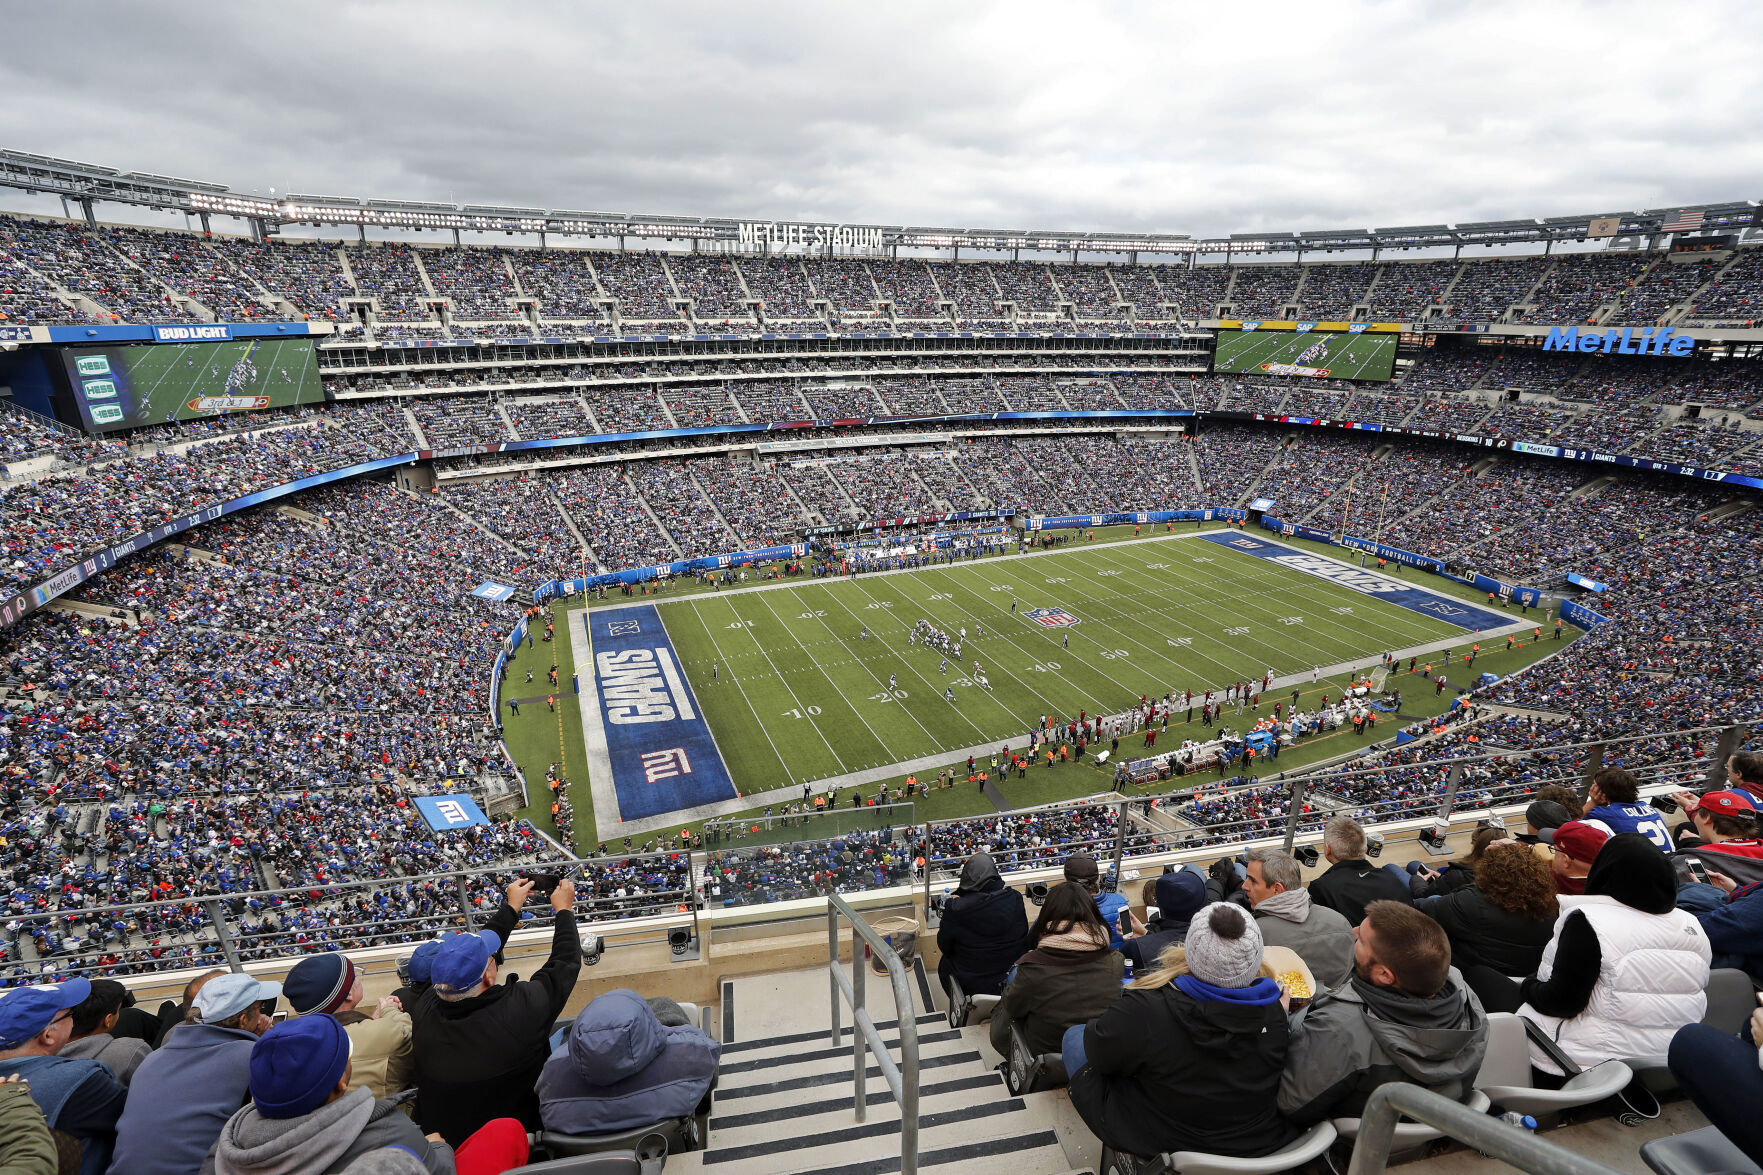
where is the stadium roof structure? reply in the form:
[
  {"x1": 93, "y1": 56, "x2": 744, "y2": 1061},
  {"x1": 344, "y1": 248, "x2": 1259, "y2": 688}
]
[{"x1": 0, "y1": 146, "x2": 1756, "y2": 257}]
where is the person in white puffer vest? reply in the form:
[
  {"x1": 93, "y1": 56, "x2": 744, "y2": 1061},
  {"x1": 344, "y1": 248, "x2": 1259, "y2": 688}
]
[{"x1": 1518, "y1": 833, "x2": 1712, "y2": 1076}]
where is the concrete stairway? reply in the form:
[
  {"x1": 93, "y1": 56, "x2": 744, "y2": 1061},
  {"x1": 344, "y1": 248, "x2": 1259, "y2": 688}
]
[{"x1": 670, "y1": 969, "x2": 1088, "y2": 1175}]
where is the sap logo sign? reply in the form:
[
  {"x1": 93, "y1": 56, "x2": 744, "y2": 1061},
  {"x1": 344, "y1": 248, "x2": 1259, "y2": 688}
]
[
  {"x1": 597, "y1": 647, "x2": 696, "y2": 725},
  {"x1": 1543, "y1": 326, "x2": 1693, "y2": 357},
  {"x1": 1294, "y1": 322, "x2": 1315, "y2": 333},
  {"x1": 1347, "y1": 323, "x2": 1369, "y2": 334}
]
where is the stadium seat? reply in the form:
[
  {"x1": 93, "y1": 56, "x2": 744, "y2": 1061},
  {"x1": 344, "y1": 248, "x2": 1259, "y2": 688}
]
[
  {"x1": 1475, "y1": 1012, "x2": 1634, "y2": 1119},
  {"x1": 944, "y1": 974, "x2": 1000, "y2": 1029},
  {"x1": 1098, "y1": 1121, "x2": 1337, "y2": 1175},
  {"x1": 1331, "y1": 1088, "x2": 1490, "y2": 1147},
  {"x1": 1003, "y1": 1021, "x2": 1067, "y2": 1095},
  {"x1": 1700, "y1": 969, "x2": 1756, "y2": 1036},
  {"x1": 539, "y1": 1121, "x2": 694, "y2": 1158},
  {"x1": 1640, "y1": 1126, "x2": 1763, "y2": 1175}
]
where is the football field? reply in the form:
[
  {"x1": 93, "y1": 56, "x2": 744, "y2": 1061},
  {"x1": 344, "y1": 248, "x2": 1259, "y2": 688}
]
[
  {"x1": 1213, "y1": 329, "x2": 1397, "y2": 382},
  {"x1": 649, "y1": 530, "x2": 1483, "y2": 798}
]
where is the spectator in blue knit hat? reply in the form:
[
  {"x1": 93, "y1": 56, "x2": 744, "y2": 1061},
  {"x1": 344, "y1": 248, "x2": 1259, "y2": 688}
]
[
  {"x1": 393, "y1": 882, "x2": 530, "y2": 1010},
  {"x1": 285, "y1": 953, "x2": 413, "y2": 1101},
  {"x1": 202, "y1": 1015, "x2": 453, "y2": 1175},
  {"x1": 0, "y1": 979, "x2": 127, "y2": 1175},
  {"x1": 110, "y1": 972, "x2": 279, "y2": 1175}
]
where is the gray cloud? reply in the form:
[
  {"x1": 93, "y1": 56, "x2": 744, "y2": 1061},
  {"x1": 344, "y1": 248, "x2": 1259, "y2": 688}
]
[{"x1": 3, "y1": 0, "x2": 1759, "y2": 237}]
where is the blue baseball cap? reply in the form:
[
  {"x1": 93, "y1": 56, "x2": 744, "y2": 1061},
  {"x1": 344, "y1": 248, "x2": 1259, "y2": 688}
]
[
  {"x1": 430, "y1": 930, "x2": 502, "y2": 993},
  {"x1": 406, "y1": 935, "x2": 454, "y2": 985},
  {"x1": 0, "y1": 979, "x2": 91, "y2": 1049},
  {"x1": 250, "y1": 1014, "x2": 353, "y2": 1119}
]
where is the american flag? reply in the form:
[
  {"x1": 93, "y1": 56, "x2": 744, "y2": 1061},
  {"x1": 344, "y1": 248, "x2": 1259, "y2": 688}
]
[{"x1": 1661, "y1": 209, "x2": 1705, "y2": 233}]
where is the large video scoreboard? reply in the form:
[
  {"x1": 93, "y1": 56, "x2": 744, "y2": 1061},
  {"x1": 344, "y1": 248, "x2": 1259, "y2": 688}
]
[
  {"x1": 1212, "y1": 321, "x2": 1401, "y2": 382},
  {"x1": 59, "y1": 336, "x2": 324, "y2": 432}
]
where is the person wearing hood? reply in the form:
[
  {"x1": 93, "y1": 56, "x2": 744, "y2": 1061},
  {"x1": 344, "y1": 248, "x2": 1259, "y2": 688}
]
[
  {"x1": 200, "y1": 1015, "x2": 463, "y2": 1175},
  {"x1": 1277, "y1": 900, "x2": 1488, "y2": 1125},
  {"x1": 989, "y1": 882, "x2": 1124, "y2": 1059},
  {"x1": 1066, "y1": 903, "x2": 1299, "y2": 1160},
  {"x1": 1517, "y1": 832, "x2": 1711, "y2": 1076},
  {"x1": 935, "y1": 852, "x2": 1029, "y2": 998},
  {"x1": 536, "y1": 989, "x2": 720, "y2": 1137},
  {"x1": 58, "y1": 981, "x2": 148, "y2": 1086},
  {"x1": 1238, "y1": 848, "x2": 1353, "y2": 990},
  {"x1": 1120, "y1": 868, "x2": 1207, "y2": 972}
]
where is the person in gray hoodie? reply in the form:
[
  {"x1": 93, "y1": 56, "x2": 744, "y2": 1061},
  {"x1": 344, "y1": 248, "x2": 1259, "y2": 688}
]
[
  {"x1": 59, "y1": 981, "x2": 149, "y2": 1087},
  {"x1": 202, "y1": 1015, "x2": 455, "y2": 1175},
  {"x1": 1277, "y1": 899, "x2": 1488, "y2": 1125},
  {"x1": 536, "y1": 989, "x2": 721, "y2": 1136}
]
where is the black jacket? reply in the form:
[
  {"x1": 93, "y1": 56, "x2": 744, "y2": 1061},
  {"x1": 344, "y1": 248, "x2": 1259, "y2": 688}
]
[
  {"x1": 1414, "y1": 886, "x2": 1555, "y2": 977},
  {"x1": 936, "y1": 879, "x2": 1029, "y2": 995},
  {"x1": 1069, "y1": 980, "x2": 1299, "y2": 1160},
  {"x1": 411, "y1": 909, "x2": 581, "y2": 1145},
  {"x1": 1309, "y1": 858, "x2": 1412, "y2": 926},
  {"x1": 1409, "y1": 862, "x2": 1476, "y2": 900}
]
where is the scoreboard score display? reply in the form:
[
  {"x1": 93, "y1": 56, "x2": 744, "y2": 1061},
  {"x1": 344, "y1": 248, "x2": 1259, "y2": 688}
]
[
  {"x1": 60, "y1": 337, "x2": 324, "y2": 432},
  {"x1": 1211, "y1": 321, "x2": 1401, "y2": 383}
]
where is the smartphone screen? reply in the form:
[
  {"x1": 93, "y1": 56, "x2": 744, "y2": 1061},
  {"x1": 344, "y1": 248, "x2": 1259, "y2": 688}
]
[
  {"x1": 1118, "y1": 909, "x2": 1133, "y2": 934},
  {"x1": 1687, "y1": 858, "x2": 1710, "y2": 884}
]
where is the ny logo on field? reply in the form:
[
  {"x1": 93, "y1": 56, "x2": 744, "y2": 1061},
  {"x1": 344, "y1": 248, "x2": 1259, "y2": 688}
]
[
  {"x1": 435, "y1": 800, "x2": 471, "y2": 825},
  {"x1": 1025, "y1": 607, "x2": 1082, "y2": 628},
  {"x1": 641, "y1": 748, "x2": 693, "y2": 783},
  {"x1": 607, "y1": 620, "x2": 642, "y2": 637},
  {"x1": 1415, "y1": 601, "x2": 1466, "y2": 617},
  {"x1": 1228, "y1": 538, "x2": 1263, "y2": 550}
]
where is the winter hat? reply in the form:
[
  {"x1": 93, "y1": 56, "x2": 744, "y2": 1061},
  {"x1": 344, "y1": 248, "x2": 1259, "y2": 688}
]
[
  {"x1": 1184, "y1": 902, "x2": 1264, "y2": 989},
  {"x1": 1525, "y1": 800, "x2": 1574, "y2": 834},
  {"x1": 284, "y1": 953, "x2": 358, "y2": 1017},
  {"x1": 249, "y1": 1014, "x2": 353, "y2": 1119},
  {"x1": 1154, "y1": 869, "x2": 1208, "y2": 927},
  {"x1": 1063, "y1": 852, "x2": 1100, "y2": 887}
]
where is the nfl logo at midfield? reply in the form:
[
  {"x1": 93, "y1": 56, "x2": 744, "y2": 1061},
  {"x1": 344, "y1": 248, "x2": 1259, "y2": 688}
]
[{"x1": 1025, "y1": 607, "x2": 1082, "y2": 628}]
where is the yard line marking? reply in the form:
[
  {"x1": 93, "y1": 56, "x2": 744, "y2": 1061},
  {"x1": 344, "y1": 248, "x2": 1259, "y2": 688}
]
[
  {"x1": 685, "y1": 599, "x2": 794, "y2": 784},
  {"x1": 716, "y1": 593, "x2": 853, "y2": 774},
  {"x1": 750, "y1": 589, "x2": 904, "y2": 758}
]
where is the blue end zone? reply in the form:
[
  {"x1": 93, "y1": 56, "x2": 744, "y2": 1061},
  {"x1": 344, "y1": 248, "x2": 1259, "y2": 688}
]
[
  {"x1": 590, "y1": 605, "x2": 737, "y2": 820},
  {"x1": 1199, "y1": 533, "x2": 1514, "y2": 631}
]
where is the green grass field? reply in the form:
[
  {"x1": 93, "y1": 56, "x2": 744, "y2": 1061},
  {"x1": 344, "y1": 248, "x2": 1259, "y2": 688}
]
[
  {"x1": 500, "y1": 526, "x2": 1574, "y2": 847},
  {"x1": 99, "y1": 337, "x2": 323, "y2": 428},
  {"x1": 1213, "y1": 329, "x2": 1397, "y2": 382}
]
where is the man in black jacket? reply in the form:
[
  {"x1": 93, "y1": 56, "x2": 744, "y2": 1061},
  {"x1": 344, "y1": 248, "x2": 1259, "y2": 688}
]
[
  {"x1": 392, "y1": 881, "x2": 527, "y2": 1009},
  {"x1": 411, "y1": 876, "x2": 581, "y2": 1145},
  {"x1": 936, "y1": 852, "x2": 1029, "y2": 997},
  {"x1": 1309, "y1": 816, "x2": 1411, "y2": 926}
]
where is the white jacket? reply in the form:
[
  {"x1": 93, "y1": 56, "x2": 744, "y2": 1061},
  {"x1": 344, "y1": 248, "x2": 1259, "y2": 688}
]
[{"x1": 1520, "y1": 894, "x2": 1711, "y2": 1074}]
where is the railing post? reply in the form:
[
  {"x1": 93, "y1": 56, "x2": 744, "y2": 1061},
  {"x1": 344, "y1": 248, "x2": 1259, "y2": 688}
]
[
  {"x1": 1706, "y1": 723, "x2": 1745, "y2": 790},
  {"x1": 852, "y1": 924, "x2": 867, "y2": 1123},
  {"x1": 1281, "y1": 773, "x2": 1310, "y2": 854},
  {"x1": 202, "y1": 899, "x2": 244, "y2": 973},
  {"x1": 454, "y1": 872, "x2": 477, "y2": 931},
  {"x1": 827, "y1": 904, "x2": 842, "y2": 1047},
  {"x1": 1110, "y1": 799, "x2": 1128, "y2": 884},
  {"x1": 1581, "y1": 742, "x2": 1605, "y2": 787},
  {"x1": 1435, "y1": 764, "x2": 1463, "y2": 823}
]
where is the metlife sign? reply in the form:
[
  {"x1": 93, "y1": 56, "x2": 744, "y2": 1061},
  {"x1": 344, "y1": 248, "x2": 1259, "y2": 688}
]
[{"x1": 1542, "y1": 325, "x2": 1693, "y2": 357}]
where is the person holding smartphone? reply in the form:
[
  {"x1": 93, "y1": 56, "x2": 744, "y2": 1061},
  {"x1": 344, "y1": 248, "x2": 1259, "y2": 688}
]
[{"x1": 1674, "y1": 859, "x2": 1763, "y2": 987}]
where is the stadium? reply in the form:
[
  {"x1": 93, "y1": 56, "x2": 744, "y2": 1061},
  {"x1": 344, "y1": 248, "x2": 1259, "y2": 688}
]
[{"x1": 1, "y1": 50, "x2": 1761, "y2": 1175}]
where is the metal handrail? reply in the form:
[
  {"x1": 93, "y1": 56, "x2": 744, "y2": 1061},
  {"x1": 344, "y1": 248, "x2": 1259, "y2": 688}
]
[
  {"x1": 826, "y1": 892, "x2": 921, "y2": 1175},
  {"x1": 1346, "y1": 1084, "x2": 1623, "y2": 1175}
]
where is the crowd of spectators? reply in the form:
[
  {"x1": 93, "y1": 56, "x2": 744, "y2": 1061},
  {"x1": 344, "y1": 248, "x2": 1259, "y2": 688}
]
[
  {"x1": 668, "y1": 255, "x2": 754, "y2": 321},
  {"x1": 507, "y1": 250, "x2": 610, "y2": 322},
  {"x1": 504, "y1": 396, "x2": 594, "y2": 441},
  {"x1": 207, "y1": 237, "x2": 354, "y2": 323},
  {"x1": 341, "y1": 244, "x2": 432, "y2": 322},
  {"x1": 741, "y1": 257, "x2": 817, "y2": 319},
  {"x1": 1226, "y1": 264, "x2": 1302, "y2": 319},
  {"x1": 808, "y1": 259, "x2": 882, "y2": 321},
  {"x1": 1612, "y1": 256, "x2": 1718, "y2": 325},
  {"x1": 1445, "y1": 255, "x2": 1547, "y2": 321},
  {"x1": 0, "y1": 216, "x2": 185, "y2": 324},
  {"x1": 1518, "y1": 252, "x2": 1656, "y2": 324},
  {"x1": 1365, "y1": 259, "x2": 1461, "y2": 321},
  {"x1": 424, "y1": 247, "x2": 522, "y2": 320},
  {"x1": 1295, "y1": 263, "x2": 1376, "y2": 319},
  {"x1": 1683, "y1": 248, "x2": 1763, "y2": 326},
  {"x1": 590, "y1": 251, "x2": 676, "y2": 320},
  {"x1": 411, "y1": 397, "x2": 512, "y2": 448}
]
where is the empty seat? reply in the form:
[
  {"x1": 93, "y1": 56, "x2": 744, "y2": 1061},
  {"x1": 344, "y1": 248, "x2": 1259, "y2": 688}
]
[
  {"x1": 1640, "y1": 1126, "x2": 1763, "y2": 1175},
  {"x1": 944, "y1": 973, "x2": 1000, "y2": 1028},
  {"x1": 1475, "y1": 1012, "x2": 1634, "y2": 1118}
]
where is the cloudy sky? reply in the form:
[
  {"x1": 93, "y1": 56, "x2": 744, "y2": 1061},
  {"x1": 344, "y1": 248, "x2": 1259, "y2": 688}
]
[{"x1": 4, "y1": 1, "x2": 1759, "y2": 238}]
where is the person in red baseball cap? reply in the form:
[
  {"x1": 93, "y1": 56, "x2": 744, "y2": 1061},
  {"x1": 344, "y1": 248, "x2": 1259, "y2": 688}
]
[
  {"x1": 1541, "y1": 820, "x2": 1610, "y2": 896},
  {"x1": 1669, "y1": 790, "x2": 1763, "y2": 859}
]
